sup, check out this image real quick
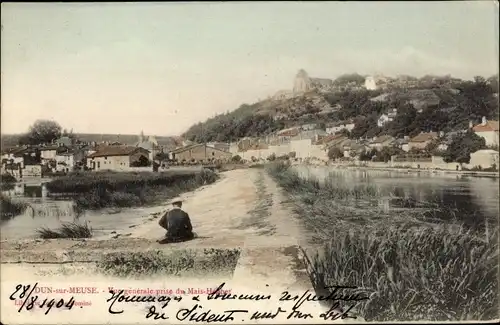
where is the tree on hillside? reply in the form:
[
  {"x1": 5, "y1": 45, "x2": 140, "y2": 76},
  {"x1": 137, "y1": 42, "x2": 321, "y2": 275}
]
[
  {"x1": 18, "y1": 120, "x2": 62, "y2": 145},
  {"x1": 333, "y1": 73, "x2": 366, "y2": 86},
  {"x1": 328, "y1": 147, "x2": 344, "y2": 160},
  {"x1": 442, "y1": 131, "x2": 486, "y2": 164}
]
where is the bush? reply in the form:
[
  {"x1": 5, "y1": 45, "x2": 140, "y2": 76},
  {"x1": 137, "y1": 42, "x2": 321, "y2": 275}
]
[
  {"x1": 327, "y1": 147, "x2": 344, "y2": 160},
  {"x1": 37, "y1": 221, "x2": 93, "y2": 239},
  {"x1": 1, "y1": 173, "x2": 17, "y2": 183},
  {"x1": 0, "y1": 194, "x2": 27, "y2": 220},
  {"x1": 47, "y1": 169, "x2": 219, "y2": 210},
  {"x1": 231, "y1": 155, "x2": 242, "y2": 163}
]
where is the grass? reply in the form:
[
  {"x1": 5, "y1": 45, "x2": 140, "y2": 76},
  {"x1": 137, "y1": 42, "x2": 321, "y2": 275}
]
[
  {"x1": 0, "y1": 194, "x2": 27, "y2": 221},
  {"x1": 36, "y1": 221, "x2": 93, "y2": 239},
  {"x1": 46, "y1": 169, "x2": 219, "y2": 210},
  {"x1": 267, "y1": 161, "x2": 499, "y2": 322},
  {"x1": 1, "y1": 173, "x2": 17, "y2": 183},
  {"x1": 97, "y1": 248, "x2": 241, "y2": 278}
]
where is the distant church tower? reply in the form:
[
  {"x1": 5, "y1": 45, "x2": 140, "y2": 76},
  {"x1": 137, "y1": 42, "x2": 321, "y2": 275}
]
[
  {"x1": 138, "y1": 130, "x2": 145, "y2": 143},
  {"x1": 365, "y1": 76, "x2": 377, "y2": 90},
  {"x1": 293, "y1": 69, "x2": 312, "y2": 94}
]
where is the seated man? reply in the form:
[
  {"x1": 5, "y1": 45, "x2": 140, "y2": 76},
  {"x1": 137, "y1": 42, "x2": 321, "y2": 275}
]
[{"x1": 157, "y1": 199, "x2": 194, "y2": 244}]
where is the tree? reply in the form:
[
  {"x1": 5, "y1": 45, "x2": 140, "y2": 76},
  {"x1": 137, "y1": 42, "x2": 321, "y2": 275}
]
[
  {"x1": 442, "y1": 131, "x2": 486, "y2": 164},
  {"x1": 131, "y1": 155, "x2": 151, "y2": 167},
  {"x1": 359, "y1": 149, "x2": 377, "y2": 161},
  {"x1": 20, "y1": 120, "x2": 62, "y2": 145},
  {"x1": 231, "y1": 155, "x2": 242, "y2": 163},
  {"x1": 327, "y1": 147, "x2": 344, "y2": 160}
]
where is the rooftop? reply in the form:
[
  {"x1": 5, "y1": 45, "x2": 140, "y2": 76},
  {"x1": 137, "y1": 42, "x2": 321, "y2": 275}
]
[
  {"x1": 410, "y1": 132, "x2": 439, "y2": 143},
  {"x1": 472, "y1": 120, "x2": 499, "y2": 132},
  {"x1": 87, "y1": 146, "x2": 149, "y2": 158}
]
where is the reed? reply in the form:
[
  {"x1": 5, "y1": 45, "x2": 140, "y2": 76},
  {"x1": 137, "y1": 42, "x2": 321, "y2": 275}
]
[
  {"x1": 267, "y1": 161, "x2": 499, "y2": 321},
  {"x1": 0, "y1": 194, "x2": 27, "y2": 220},
  {"x1": 36, "y1": 221, "x2": 93, "y2": 239}
]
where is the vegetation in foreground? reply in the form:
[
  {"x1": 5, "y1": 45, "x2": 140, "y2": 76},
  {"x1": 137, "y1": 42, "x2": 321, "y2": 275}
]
[
  {"x1": 46, "y1": 169, "x2": 219, "y2": 210},
  {"x1": 0, "y1": 194, "x2": 27, "y2": 221},
  {"x1": 97, "y1": 248, "x2": 241, "y2": 278},
  {"x1": 1, "y1": 173, "x2": 17, "y2": 184},
  {"x1": 36, "y1": 221, "x2": 93, "y2": 239},
  {"x1": 267, "y1": 162, "x2": 498, "y2": 322}
]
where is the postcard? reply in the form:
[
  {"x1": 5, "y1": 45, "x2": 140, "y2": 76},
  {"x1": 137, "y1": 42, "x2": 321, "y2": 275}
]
[{"x1": 1, "y1": 1, "x2": 499, "y2": 324}]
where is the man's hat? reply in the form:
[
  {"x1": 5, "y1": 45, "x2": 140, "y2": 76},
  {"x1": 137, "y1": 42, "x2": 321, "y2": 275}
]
[{"x1": 171, "y1": 198, "x2": 183, "y2": 205}]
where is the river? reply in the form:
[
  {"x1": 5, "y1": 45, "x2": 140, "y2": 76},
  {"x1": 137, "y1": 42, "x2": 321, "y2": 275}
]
[
  {"x1": 1, "y1": 167, "x2": 499, "y2": 240},
  {"x1": 0, "y1": 182, "x2": 166, "y2": 241},
  {"x1": 294, "y1": 165, "x2": 499, "y2": 227}
]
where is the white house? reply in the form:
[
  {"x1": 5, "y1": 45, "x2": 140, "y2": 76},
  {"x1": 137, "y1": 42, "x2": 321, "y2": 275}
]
[
  {"x1": 377, "y1": 109, "x2": 398, "y2": 127},
  {"x1": 365, "y1": 76, "x2": 377, "y2": 90},
  {"x1": 300, "y1": 124, "x2": 317, "y2": 131},
  {"x1": 86, "y1": 146, "x2": 151, "y2": 171},
  {"x1": 469, "y1": 149, "x2": 499, "y2": 169},
  {"x1": 39, "y1": 146, "x2": 58, "y2": 161},
  {"x1": 326, "y1": 122, "x2": 355, "y2": 135},
  {"x1": 472, "y1": 117, "x2": 499, "y2": 147}
]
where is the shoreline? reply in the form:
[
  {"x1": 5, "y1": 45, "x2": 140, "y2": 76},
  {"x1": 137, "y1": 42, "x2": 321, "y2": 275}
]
[{"x1": 295, "y1": 162, "x2": 500, "y2": 178}]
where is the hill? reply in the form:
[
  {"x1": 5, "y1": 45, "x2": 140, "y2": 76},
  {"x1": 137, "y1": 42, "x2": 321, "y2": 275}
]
[{"x1": 182, "y1": 74, "x2": 499, "y2": 142}]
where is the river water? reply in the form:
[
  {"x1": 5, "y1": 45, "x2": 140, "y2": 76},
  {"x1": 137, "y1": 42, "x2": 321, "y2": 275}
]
[
  {"x1": 0, "y1": 182, "x2": 166, "y2": 241},
  {"x1": 294, "y1": 166, "x2": 499, "y2": 228}
]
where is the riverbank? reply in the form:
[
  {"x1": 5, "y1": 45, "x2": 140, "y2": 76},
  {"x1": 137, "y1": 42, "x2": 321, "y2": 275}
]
[
  {"x1": 267, "y1": 162, "x2": 498, "y2": 322},
  {"x1": 45, "y1": 168, "x2": 219, "y2": 211}
]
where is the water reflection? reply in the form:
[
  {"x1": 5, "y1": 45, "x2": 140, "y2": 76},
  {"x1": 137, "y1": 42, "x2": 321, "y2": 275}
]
[
  {"x1": 0, "y1": 183, "x2": 162, "y2": 240},
  {"x1": 294, "y1": 166, "x2": 499, "y2": 228}
]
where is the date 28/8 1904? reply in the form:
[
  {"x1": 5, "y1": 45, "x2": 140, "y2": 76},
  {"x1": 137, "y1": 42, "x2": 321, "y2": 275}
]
[{"x1": 9, "y1": 283, "x2": 75, "y2": 315}]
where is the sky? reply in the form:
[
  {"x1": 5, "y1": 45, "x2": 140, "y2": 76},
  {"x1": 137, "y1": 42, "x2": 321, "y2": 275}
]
[{"x1": 1, "y1": 1, "x2": 499, "y2": 136}]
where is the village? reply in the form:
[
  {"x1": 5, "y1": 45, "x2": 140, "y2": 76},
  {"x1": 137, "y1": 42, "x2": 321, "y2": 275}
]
[{"x1": 1, "y1": 114, "x2": 498, "y2": 180}]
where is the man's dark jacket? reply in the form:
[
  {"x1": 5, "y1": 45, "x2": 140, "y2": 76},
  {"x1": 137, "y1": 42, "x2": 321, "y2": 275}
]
[{"x1": 159, "y1": 208, "x2": 193, "y2": 239}]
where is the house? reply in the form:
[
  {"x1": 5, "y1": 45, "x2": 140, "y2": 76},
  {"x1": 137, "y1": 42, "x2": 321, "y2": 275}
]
[
  {"x1": 206, "y1": 142, "x2": 230, "y2": 152},
  {"x1": 1, "y1": 147, "x2": 26, "y2": 174},
  {"x1": 469, "y1": 149, "x2": 499, "y2": 169},
  {"x1": 86, "y1": 146, "x2": 151, "y2": 171},
  {"x1": 300, "y1": 123, "x2": 317, "y2": 131},
  {"x1": 276, "y1": 127, "x2": 300, "y2": 142},
  {"x1": 472, "y1": 117, "x2": 499, "y2": 147},
  {"x1": 377, "y1": 109, "x2": 398, "y2": 127},
  {"x1": 237, "y1": 137, "x2": 258, "y2": 151},
  {"x1": 313, "y1": 134, "x2": 348, "y2": 148},
  {"x1": 291, "y1": 129, "x2": 327, "y2": 141},
  {"x1": 394, "y1": 137, "x2": 410, "y2": 152},
  {"x1": 326, "y1": 121, "x2": 356, "y2": 135},
  {"x1": 408, "y1": 132, "x2": 439, "y2": 151},
  {"x1": 55, "y1": 149, "x2": 86, "y2": 172},
  {"x1": 38, "y1": 145, "x2": 59, "y2": 162},
  {"x1": 169, "y1": 144, "x2": 231, "y2": 163},
  {"x1": 341, "y1": 140, "x2": 368, "y2": 158},
  {"x1": 369, "y1": 135, "x2": 395, "y2": 151}
]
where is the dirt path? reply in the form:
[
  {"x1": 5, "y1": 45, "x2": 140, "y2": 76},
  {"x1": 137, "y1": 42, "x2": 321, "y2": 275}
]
[
  {"x1": 1, "y1": 168, "x2": 309, "y2": 253},
  {"x1": 128, "y1": 168, "x2": 308, "y2": 248}
]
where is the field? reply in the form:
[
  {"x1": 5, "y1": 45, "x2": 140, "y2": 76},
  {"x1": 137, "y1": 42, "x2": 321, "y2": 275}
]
[{"x1": 266, "y1": 162, "x2": 498, "y2": 322}]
